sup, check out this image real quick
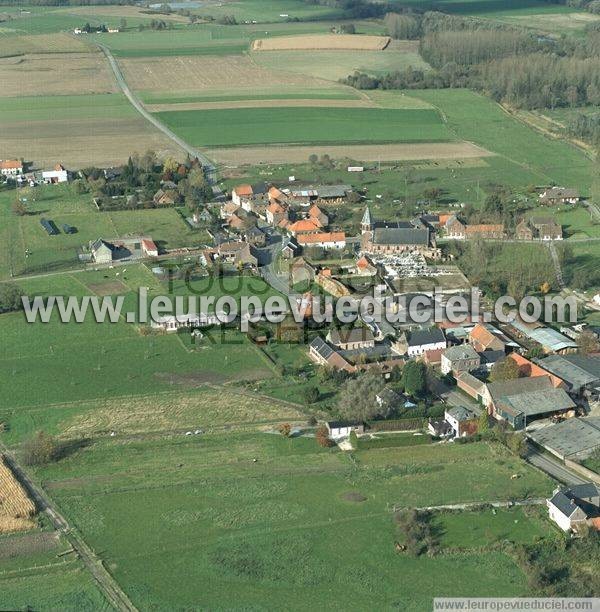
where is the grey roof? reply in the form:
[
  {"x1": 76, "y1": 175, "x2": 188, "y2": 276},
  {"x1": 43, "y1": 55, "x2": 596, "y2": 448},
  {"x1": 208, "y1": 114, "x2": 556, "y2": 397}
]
[
  {"x1": 496, "y1": 387, "x2": 575, "y2": 418},
  {"x1": 443, "y1": 343, "x2": 479, "y2": 362},
  {"x1": 548, "y1": 491, "x2": 580, "y2": 518},
  {"x1": 487, "y1": 375, "x2": 553, "y2": 403},
  {"x1": 361, "y1": 206, "x2": 372, "y2": 227},
  {"x1": 528, "y1": 417, "x2": 600, "y2": 459},
  {"x1": 480, "y1": 349, "x2": 505, "y2": 365},
  {"x1": 510, "y1": 321, "x2": 577, "y2": 352},
  {"x1": 329, "y1": 327, "x2": 374, "y2": 345},
  {"x1": 408, "y1": 327, "x2": 445, "y2": 347},
  {"x1": 372, "y1": 227, "x2": 430, "y2": 246},
  {"x1": 535, "y1": 355, "x2": 600, "y2": 391},
  {"x1": 548, "y1": 483, "x2": 600, "y2": 518},
  {"x1": 456, "y1": 371, "x2": 486, "y2": 392},
  {"x1": 315, "y1": 184, "x2": 351, "y2": 198},
  {"x1": 446, "y1": 405, "x2": 476, "y2": 421},
  {"x1": 310, "y1": 336, "x2": 334, "y2": 360}
]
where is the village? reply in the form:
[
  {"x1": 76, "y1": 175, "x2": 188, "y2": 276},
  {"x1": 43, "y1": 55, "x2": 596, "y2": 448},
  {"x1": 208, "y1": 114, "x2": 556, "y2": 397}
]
[{"x1": 3, "y1": 153, "x2": 600, "y2": 539}]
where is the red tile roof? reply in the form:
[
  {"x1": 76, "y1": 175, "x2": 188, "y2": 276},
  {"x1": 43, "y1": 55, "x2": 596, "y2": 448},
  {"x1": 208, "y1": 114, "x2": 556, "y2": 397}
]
[{"x1": 297, "y1": 232, "x2": 345, "y2": 245}]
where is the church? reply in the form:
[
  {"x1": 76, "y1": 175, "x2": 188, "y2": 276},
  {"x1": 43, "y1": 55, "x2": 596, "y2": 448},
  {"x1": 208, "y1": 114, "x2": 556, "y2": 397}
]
[{"x1": 360, "y1": 206, "x2": 441, "y2": 259}]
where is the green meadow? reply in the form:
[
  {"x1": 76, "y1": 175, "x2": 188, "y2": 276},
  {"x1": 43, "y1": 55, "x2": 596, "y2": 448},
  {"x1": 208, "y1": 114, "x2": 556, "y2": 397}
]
[
  {"x1": 0, "y1": 532, "x2": 109, "y2": 611},
  {"x1": 0, "y1": 183, "x2": 205, "y2": 277},
  {"x1": 157, "y1": 107, "x2": 452, "y2": 147},
  {"x1": 17, "y1": 434, "x2": 551, "y2": 611},
  {"x1": 404, "y1": 89, "x2": 595, "y2": 192}
]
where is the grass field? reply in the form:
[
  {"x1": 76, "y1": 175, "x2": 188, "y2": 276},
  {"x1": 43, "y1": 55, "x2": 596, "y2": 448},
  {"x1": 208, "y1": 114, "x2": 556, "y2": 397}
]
[
  {"x1": 89, "y1": 27, "x2": 248, "y2": 57},
  {"x1": 20, "y1": 435, "x2": 552, "y2": 610},
  {"x1": 192, "y1": 0, "x2": 348, "y2": 23},
  {"x1": 404, "y1": 89, "x2": 595, "y2": 192},
  {"x1": 0, "y1": 184, "x2": 204, "y2": 276},
  {"x1": 157, "y1": 106, "x2": 452, "y2": 147},
  {"x1": 253, "y1": 40, "x2": 429, "y2": 81}
]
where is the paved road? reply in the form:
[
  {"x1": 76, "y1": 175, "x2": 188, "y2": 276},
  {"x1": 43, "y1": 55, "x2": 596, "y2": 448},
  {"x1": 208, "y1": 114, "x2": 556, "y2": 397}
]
[
  {"x1": 0, "y1": 445, "x2": 137, "y2": 612},
  {"x1": 260, "y1": 241, "x2": 294, "y2": 296},
  {"x1": 98, "y1": 44, "x2": 221, "y2": 194},
  {"x1": 524, "y1": 442, "x2": 588, "y2": 487}
]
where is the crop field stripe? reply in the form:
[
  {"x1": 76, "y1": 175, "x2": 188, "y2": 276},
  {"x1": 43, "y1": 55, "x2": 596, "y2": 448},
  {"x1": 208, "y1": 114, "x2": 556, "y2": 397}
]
[{"x1": 155, "y1": 106, "x2": 454, "y2": 147}]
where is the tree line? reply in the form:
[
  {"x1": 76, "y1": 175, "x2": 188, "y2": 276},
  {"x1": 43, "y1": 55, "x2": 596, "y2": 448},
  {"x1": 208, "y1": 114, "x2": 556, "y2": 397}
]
[{"x1": 343, "y1": 9, "x2": 600, "y2": 111}]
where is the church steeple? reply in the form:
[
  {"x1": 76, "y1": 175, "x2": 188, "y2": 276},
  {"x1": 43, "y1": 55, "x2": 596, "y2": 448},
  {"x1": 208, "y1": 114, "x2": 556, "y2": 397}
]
[{"x1": 361, "y1": 205, "x2": 373, "y2": 233}]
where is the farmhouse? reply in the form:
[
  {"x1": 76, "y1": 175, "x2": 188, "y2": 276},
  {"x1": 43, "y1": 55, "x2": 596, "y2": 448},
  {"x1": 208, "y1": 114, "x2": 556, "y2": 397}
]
[
  {"x1": 288, "y1": 218, "x2": 322, "y2": 236},
  {"x1": 327, "y1": 327, "x2": 375, "y2": 350},
  {"x1": 440, "y1": 343, "x2": 480, "y2": 376},
  {"x1": 266, "y1": 200, "x2": 289, "y2": 226},
  {"x1": 308, "y1": 336, "x2": 355, "y2": 372},
  {"x1": 446, "y1": 216, "x2": 504, "y2": 240},
  {"x1": 90, "y1": 239, "x2": 113, "y2": 264},
  {"x1": 215, "y1": 241, "x2": 257, "y2": 268},
  {"x1": 506, "y1": 353, "x2": 565, "y2": 388},
  {"x1": 445, "y1": 406, "x2": 478, "y2": 438},
  {"x1": 534, "y1": 354, "x2": 600, "y2": 399},
  {"x1": 42, "y1": 163, "x2": 68, "y2": 184},
  {"x1": 547, "y1": 484, "x2": 600, "y2": 533},
  {"x1": 469, "y1": 323, "x2": 506, "y2": 353},
  {"x1": 516, "y1": 217, "x2": 563, "y2": 241},
  {"x1": 0, "y1": 159, "x2": 23, "y2": 176},
  {"x1": 141, "y1": 238, "x2": 159, "y2": 257},
  {"x1": 456, "y1": 371, "x2": 486, "y2": 402},
  {"x1": 232, "y1": 183, "x2": 268, "y2": 207},
  {"x1": 326, "y1": 421, "x2": 365, "y2": 440},
  {"x1": 153, "y1": 189, "x2": 180, "y2": 206},
  {"x1": 297, "y1": 232, "x2": 346, "y2": 250},
  {"x1": 485, "y1": 376, "x2": 576, "y2": 429},
  {"x1": 396, "y1": 328, "x2": 447, "y2": 358},
  {"x1": 539, "y1": 187, "x2": 580, "y2": 206}
]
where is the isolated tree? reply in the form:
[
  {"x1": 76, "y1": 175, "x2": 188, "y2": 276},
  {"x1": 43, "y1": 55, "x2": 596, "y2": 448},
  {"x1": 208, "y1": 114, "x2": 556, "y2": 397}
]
[
  {"x1": 303, "y1": 386, "x2": 320, "y2": 404},
  {"x1": 490, "y1": 356, "x2": 520, "y2": 382},
  {"x1": 315, "y1": 426, "x2": 334, "y2": 448},
  {"x1": 478, "y1": 411, "x2": 490, "y2": 434},
  {"x1": 21, "y1": 431, "x2": 59, "y2": 466},
  {"x1": 11, "y1": 200, "x2": 27, "y2": 217},
  {"x1": 0, "y1": 283, "x2": 23, "y2": 313},
  {"x1": 120, "y1": 17, "x2": 127, "y2": 30},
  {"x1": 540, "y1": 281, "x2": 551, "y2": 295},
  {"x1": 337, "y1": 370, "x2": 383, "y2": 420},
  {"x1": 423, "y1": 187, "x2": 441, "y2": 204},
  {"x1": 401, "y1": 361, "x2": 426, "y2": 397},
  {"x1": 308, "y1": 154, "x2": 318, "y2": 165},
  {"x1": 278, "y1": 423, "x2": 291, "y2": 437}
]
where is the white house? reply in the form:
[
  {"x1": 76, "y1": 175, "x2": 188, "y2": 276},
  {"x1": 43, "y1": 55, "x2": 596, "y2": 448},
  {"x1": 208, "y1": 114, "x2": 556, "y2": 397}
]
[
  {"x1": 326, "y1": 421, "x2": 365, "y2": 440},
  {"x1": 547, "y1": 483, "x2": 600, "y2": 532},
  {"x1": 141, "y1": 238, "x2": 159, "y2": 257},
  {"x1": 406, "y1": 328, "x2": 446, "y2": 358},
  {"x1": 297, "y1": 232, "x2": 346, "y2": 250},
  {"x1": 42, "y1": 165, "x2": 68, "y2": 184},
  {"x1": 0, "y1": 159, "x2": 23, "y2": 176},
  {"x1": 444, "y1": 406, "x2": 477, "y2": 438}
]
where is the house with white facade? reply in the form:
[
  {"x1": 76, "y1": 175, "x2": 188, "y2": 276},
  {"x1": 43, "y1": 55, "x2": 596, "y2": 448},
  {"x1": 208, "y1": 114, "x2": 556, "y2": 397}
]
[{"x1": 547, "y1": 483, "x2": 600, "y2": 532}]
